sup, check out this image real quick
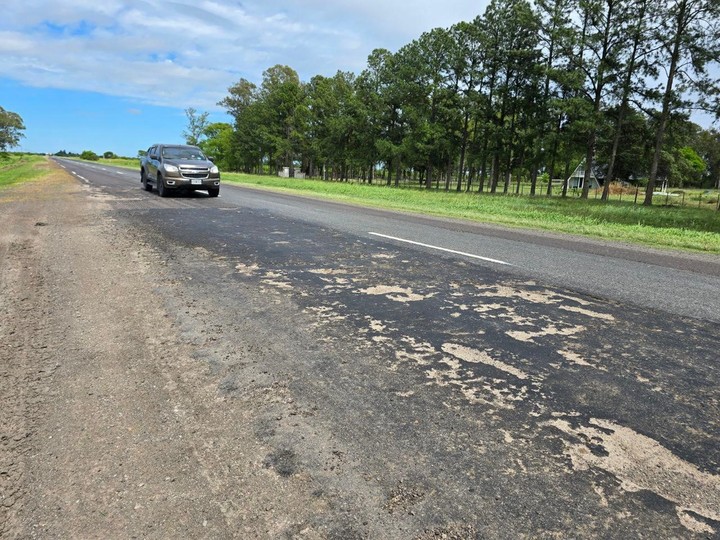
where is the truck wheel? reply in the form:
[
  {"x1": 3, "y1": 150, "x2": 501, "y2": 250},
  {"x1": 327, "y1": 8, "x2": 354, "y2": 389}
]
[
  {"x1": 207, "y1": 188, "x2": 219, "y2": 197},
  {"x1": 141, "y1": 169, "x2": 152, "y2": 191},
  {"x1": 157, "y1": 174, "x2": 168, "y2": 197}
]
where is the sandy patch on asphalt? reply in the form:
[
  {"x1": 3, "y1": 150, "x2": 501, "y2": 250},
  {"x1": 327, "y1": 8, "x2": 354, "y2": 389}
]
[
  {"x1": 507, "y1": 324, "x2": 585, "y2": 343},
  {"x1": 235, "y1": 262, "x2": 259, "y2": 275},
  {"x1": 394, "y1": 336, "x2": 437, "y2": 367},
  {"x1": 559, "y1": 305, "x2": 615, "y2": 321},
  {"x1": 442, "y1": 343, "x2": 529, "y2": 380},
  {"x1": 392, "y1": 339, "x2": 532, "y2": 410},
  {"x1": 557, "y1": 349, "x2": 605, "y2": 371},
  {"x1": 368, "y1": 319, "x2": 386, "y2": 332},
  {"x1": 308, "y1": 268, "x2": 349, "y2": 275},
  {"x1": 304, "y1": 305, "x2": 348, "y2": 324},
  {"x1": 262, "y1": 271, "x2": 293, "y2": 290},
  {"x1": 359, "y1": 285, "x2": 432, "y2": 303},
  {"x1": 546, "y1": 417, "x2": 720, "y2": 532},
  {"x1": 371, "y1": 253, "x2": 396, "y2": 259},
  {"x1": 475, "y1": 284, "x2": 559, "y2": 305}
]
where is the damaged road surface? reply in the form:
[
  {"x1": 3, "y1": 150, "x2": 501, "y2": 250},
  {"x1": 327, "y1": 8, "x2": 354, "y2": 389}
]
[{"x1": 1, "y1": 160, "x2": 719, "y2": 539}]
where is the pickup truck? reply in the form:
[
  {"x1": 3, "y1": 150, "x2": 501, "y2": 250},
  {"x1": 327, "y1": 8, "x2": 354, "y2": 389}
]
[{"x1": 140, "y1": 144, "x2": 221, "y2": 197}]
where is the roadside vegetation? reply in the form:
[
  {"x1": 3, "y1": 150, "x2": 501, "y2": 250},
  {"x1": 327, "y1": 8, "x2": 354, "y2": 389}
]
[
  {"x1": 0, "y1": 153, "x2": 52, "y2": 190},
  {"x1": 223, "y1": 172, "x2": 720, "y2": 254},
  {"x1": 98, "y1": 157, "x2": 140, "y2": 168},
  {"x1": 199, "y1": 0, "x2": 720, "y2": 210}
]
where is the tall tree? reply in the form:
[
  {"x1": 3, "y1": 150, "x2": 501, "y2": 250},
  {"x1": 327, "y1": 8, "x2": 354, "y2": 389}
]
[
  {"x1": 0, "y1": 106, "x2": 25, "y2": 152},
  {"x1": 361, "y1": 49, "x2": 407, "y2": 187},
  {"x1": 449, "y1": 21, "x2": 483, "y2": 191},
  {"x1": 601, "y1": 0, "x2": 656, "y2": 200},
  {"x1": 183, "y1": 107, "x2": 209, "y2": 146},
  {"x1": 218, "y1": 79, "x2": 265, "y2": 173},
  {"x1": 479, "y1": 0, "x2": 541, "y2": 194},
  {"x1": 306, "y1": 71, "x2": 361, "y2": 180},
  {"x1": 535, "y1": 0, "x2": 576, "y2": 196},
  {"x1": 570, "y1": 0, "x2": 628, "y2": 199},
  {"x1": 199, "y1": 122, "x2": 234, "y2": 170},
  {"x1": 259, "y1": 65, "x2": 306, "y2": 175},
  {"x1": 645, "y1": 0, "x2": 720, "y2": 205},
  {"x1": 397, "y1": 28, "x2": 461, "y2": 190}
]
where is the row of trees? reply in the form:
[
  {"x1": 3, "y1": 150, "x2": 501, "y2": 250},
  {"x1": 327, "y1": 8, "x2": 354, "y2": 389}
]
[
  {"x1": 55, "y1": 150, "x2": 120, "y2": 160},
  {"x1": 195, "y1": 0, "x2": 720, "y2": 204}
]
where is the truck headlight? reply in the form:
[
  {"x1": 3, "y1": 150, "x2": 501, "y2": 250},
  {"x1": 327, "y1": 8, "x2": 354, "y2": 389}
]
[
  {"x1": 164, "y1": 164, "x2": 179, "y2": 174},
  {"x1": 210, "y1": 165, "x2": 219, "y2": 174}
]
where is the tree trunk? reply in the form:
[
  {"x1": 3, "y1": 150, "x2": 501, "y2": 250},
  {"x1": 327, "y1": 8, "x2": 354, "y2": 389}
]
[
  {"x1": 646, "y1": 0, "x2": 686, "y2": 206},
  {"x1": 478, "y1": 139, "x2": 489, "y2": 193},
  {"x1": 490, "y1": 153, "x2": 501, "y2": 193},
  {"x1": 546, "y1": 117, "x2": 561, "y2": 196},
  {"x1": 456, "y1": 111, "x2": 470, "y2": 191},
  {"x1": 603, "y1": 0, "x2": 647, "y2": 201},
  {"x1": 562, "y1": 161, "x2": 571, "y2": 197},
  {"x1": 503, "y1": 148, "x2": 513, "y2": 194},
  {"x1": 581, "y1": 139, "x2": 595, "y2": 198}
]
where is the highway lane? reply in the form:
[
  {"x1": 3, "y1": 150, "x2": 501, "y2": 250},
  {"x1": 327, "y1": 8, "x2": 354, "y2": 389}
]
[
  {"x1": 55, "y1": 158, "x2": 720, "y2": 323},
  {"x1": 51, "y1": 157, "x2": 720, "y2": 537}
]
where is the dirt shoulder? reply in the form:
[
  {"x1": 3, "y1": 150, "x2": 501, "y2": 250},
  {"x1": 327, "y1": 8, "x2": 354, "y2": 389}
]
[{"x1": 0, "y1": 167, "x2": 330, "y2": 538}]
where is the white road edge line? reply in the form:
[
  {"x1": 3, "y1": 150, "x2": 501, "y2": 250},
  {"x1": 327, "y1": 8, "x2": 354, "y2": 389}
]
[
  {"x1": 71, "y1": 171, "x2": 89, "y2": 184},
  {"x1": 368, "y1": 232, "x2": 513, "y2": 266}
]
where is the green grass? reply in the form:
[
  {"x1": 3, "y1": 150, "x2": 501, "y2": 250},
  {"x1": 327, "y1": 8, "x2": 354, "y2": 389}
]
[
  {"x1": 223, "y1": 172, "x2": 720, "y2": 254},
  {"x1": 99, "y1": 157, "x2": 141, "y2": 168},
  {"x1": 0, "y1": 154, "x2": 53, "y2": 189}
]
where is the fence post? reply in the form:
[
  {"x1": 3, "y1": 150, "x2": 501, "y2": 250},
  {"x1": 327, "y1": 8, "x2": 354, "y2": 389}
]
[
  {"x1": 634, "y1": 187, "x2": 639, "y2": 205},
  {"x1": 699, "y1": 193, "x2": 702, "y2": 208},
  {"x1": 666, "y1": 191, "x2": 670, "y2": 206},
  {"x1": 681, "y1": 192, "x2": 685, "y2": 206}
]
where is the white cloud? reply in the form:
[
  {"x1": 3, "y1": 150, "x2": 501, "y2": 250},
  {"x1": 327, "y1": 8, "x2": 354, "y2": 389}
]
[{"x1": 0, "y1": 0, "x2": 489, "y2": 110}]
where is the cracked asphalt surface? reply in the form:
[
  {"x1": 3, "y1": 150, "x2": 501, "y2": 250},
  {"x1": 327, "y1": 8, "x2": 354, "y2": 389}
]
[{"x1": 1, "y1": 159, "x2": 719, "y2": 538}]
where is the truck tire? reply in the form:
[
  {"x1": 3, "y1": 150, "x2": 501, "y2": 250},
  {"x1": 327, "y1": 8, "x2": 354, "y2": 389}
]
[
  {"x1": 141, "y1": 169, "x2": 152, "y2": 191},
  {"x1": 157, "y1": 174, "x2": 168, "y2": 197},
  {"x1": 207, "y1": 188, "x2": 219, "y2": 197}
]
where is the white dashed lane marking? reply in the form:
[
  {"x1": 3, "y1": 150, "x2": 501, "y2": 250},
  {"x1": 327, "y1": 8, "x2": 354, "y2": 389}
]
[{"x1": 368, "y1": 232, "x2": 513, "y2": 266}]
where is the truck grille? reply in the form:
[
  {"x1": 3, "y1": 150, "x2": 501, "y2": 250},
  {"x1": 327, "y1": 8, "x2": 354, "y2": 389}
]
[{"x1": 180, "y1": 168, "x2": 209, "y2": 179}]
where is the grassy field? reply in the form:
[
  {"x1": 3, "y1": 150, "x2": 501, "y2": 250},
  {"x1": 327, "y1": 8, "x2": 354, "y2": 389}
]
[
  {"x1": 99, "y1": 157, "x2": 141, "y2": 168},
  {"x1": 223, "y1": 172, "x2": 720, "y2": 254},
  {"x1": 0, "y1": 154, "x2": 54, "y2": 189}
]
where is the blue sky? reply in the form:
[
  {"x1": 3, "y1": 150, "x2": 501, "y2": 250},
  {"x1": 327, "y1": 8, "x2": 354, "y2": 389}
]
[{"x1": 1, "y1": 0, "x2": 491, "y2": 157}]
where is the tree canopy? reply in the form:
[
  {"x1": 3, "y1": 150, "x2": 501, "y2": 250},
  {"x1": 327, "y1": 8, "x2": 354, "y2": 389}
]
[{"x1": 0, "y1": 106, "x2": 25, "y2": 152}]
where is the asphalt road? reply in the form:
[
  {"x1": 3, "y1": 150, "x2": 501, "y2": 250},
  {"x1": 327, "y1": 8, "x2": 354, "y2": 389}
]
[{"x1": 53, "y1": 158, "x2": 720, "y2": 538}]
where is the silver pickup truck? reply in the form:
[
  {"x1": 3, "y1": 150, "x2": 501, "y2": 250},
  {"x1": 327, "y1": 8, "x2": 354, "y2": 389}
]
[{"x1": 140, "y1": 144, "x2": 221, "y2": 197}]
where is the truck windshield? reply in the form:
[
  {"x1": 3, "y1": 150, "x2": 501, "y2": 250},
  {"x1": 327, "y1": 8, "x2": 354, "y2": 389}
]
[{"x1": 162, "y1": 147, "x2": 207, "y2": 160}]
